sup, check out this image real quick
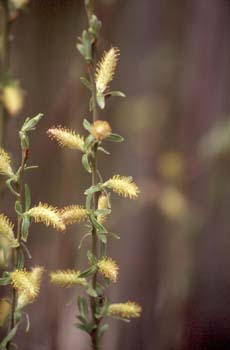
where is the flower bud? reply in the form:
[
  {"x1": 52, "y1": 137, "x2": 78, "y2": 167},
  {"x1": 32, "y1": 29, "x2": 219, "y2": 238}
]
[{"x1": 91, "y1": 120, "x2": 112, "y2": 141}]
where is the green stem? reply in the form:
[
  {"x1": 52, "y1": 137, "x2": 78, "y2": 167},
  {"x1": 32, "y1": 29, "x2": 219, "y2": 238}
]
[
  {"x1": 84, "y1": 2, "x2": 102, "y2": 348},
  {"x1": 6, "y1": 149, "x2": 27, "y2": 350},
  {"x1": 88, "y1": 61, "x2": 101, "y2": 350},
  {"x1": 0, "y1": 0, "x2": 9, "y2": 147}
]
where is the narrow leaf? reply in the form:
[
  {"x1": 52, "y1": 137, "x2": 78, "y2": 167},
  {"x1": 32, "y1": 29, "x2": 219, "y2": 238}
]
[
  {"x1": 107, "y1": 133, "x2": 124, "y2": 142},
  {"x1": 105, "y1": 91, "x2": 126, "y2": 98},
  {"x1": 24, "y1": 184, "x2": 31, "y2": 211},
  {"x1": 82, "y1": 154, "x2": 91, "y2": 174},
  {"x1": 80, "y1": 77, "x2": 92, "y2": 91}
]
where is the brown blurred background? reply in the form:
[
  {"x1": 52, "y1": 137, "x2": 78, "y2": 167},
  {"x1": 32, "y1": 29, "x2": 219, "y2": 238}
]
[{"x1": 1, "y1": 0, "x2": 230, "y2": 349}]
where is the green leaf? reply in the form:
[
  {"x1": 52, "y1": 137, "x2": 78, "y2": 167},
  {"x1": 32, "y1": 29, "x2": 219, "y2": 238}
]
[
  {"x1": 24, "y1": 312, "x2": 30, "y2": 332},
  {"x1": 75, "y1": 322, "x2": 94, "y2": 334},
  {"x1": 21, "y1": 242, "x2": 32, "y2": 259},
  {"x1": 95, "y1": 283, "x2": 105, "y2": 295},
  {"x1": 98, "y1": 234, "x2": 107, "y2": 244},
  {"x1": 80, "y1": 77, "x2": 92, "y2": 91},
  {"x1": 15, "y1": 200, "x2": 22, "y2": 215},
  {"x1": 82, "y1": 154, "x2": 91, "y2": 174},
  {"x1": 84, "y1": 184, "x2": 102, "y2": 195},
  {"x1": 78, "y1": 232, "x2": 91, "y2": 249},
  {"x1": 87, "y1": 251, "x2": 97, "y2": 265},
  {"x1": 108, "y1": 232, "x2": 120, "y2": 240},
  {"x1": 21, "y1": 216, "x2": 30, "y2": 242},
  {"x1": 106, "y1": 133, "x2": 124, "y2": 142},
  {"x1": 17, "y1": 249, "x2": 24, "y2": 269},
  {"x1": 89, "y1": 14, "x2": 102, "y2": 38},
  {"x1": 98, "y1": 146, "x2": 110, "y2": 155},
  {"x1": 24, "y1": 165, "x2": 38, "y2": 172},
  {"x1": 77, "y1": 30, "x2": 93, "y2": 61},
  {"x1": 21, "y1": 113, "x2": 43, "y2": 133},
  {"x1": 83, "y1": 118, "x2": 92, "y2": 132},
  {"x1": 75, "y1": 323, "x2": 89, "y2": 333},
  {"x1": 79, "y1": 265, "x2": 97, "y2": 278},
  {"x1": 89, "y1": 96, "x2": 94, "y2": 111},
  {"x1": 96, "y1": 93, "x2": 105, "y2": 109},
  {"x1": 0, "y1": 323, "x2": 19, "y2": 348},
  {"x1": 95, "y1": 298, "x2": 110, "y2": 318},
  {"x1": 86, "y1": 287, "x2": 97, "y2": 297},
  {"x1": 97, "y1": 324, "x2": 109, "y2": 342},
  {"x1": 24, "y1": 184, "x2": 31, "y2": 211},
  {"x1": 6, "y1": 178, "x2": 20, "y2": 197},
  {"x1": 84, "y1": 134, "x2": 95, "y2": 150},
  {"x1": 86, "y1": 193, "x2": 93, "y2": 211},
  {"x1": 77, "y1": 296, "x2": 88, "y2": 319},
  {"x1": 94, "y1": 209, "x2": 111, "y2": 216},
  {"x1": 0, "y1": 276, "x2": 11, "y2": 286},
  {"x1": 90, "y1": 214, "x2": 107, "y2": 233},
  {"x1": 100, "y1": 241, "x2": 106, "y2": 256},
  {"x1": 105, "y1": 90, "x2": 126, "y2": 98},
  {"x1": 20, "y1": 132, "x2": 29, "y2": 150}
]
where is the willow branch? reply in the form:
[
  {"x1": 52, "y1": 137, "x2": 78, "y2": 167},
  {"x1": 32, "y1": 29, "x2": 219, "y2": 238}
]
[
  {"x1": 6, "y1": 149, "x2": 28, "y2": 350},
  {"x1": 84, "y1": 2, "x2": 102, "y2": 348}
]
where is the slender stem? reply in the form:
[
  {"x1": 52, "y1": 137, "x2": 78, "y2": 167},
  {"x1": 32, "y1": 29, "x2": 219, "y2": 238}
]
[
  {"x1": 89, "y1": 60, "x2": 101, "y2": 350},
  {"x1": 84, "y1": 2, "x2": 102, "y2": 348},
  {"x1": 0, "y1": 0, "x2": 9, "y2": 147},
  {"x1": 6, "y1": 149, "x2": 28, "y2": 350}
]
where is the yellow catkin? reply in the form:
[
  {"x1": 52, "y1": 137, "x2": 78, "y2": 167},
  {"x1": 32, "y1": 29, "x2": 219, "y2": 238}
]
[
  {"x1": 47, "y1": 126, "x2": 84, "y2": 151},
  {"x1": 11, "y1": 0, "x2": 29, "y2": 9},
  {"x1": 91, "y1": 120, "x2": 112, "y2": 141},
  {"x1": 27, "y1": 203, "x2": 66, "y2": 232},
  {"x1": 0, "y1": 298, "x2": 11, "y2": 327},
  {"x1": 97, "y1": 257, "x2": 119, "y2": 283},
  {"x1": 95, "y1": 47, "x2": 120, "y2": 93},
  {"x1": 158, "y1": 187, "x2": 188, "y2": 220},
  {"x1": 107, "y1": 301, "x2": 142, "y2": 318},
  {"x1": 30, "y1": 266, "x2": 44, "y2": 285},
  {"x1": 60, "y1": 205, "x2": 88, "y2": 226},
  {"x1": 104, "y1": 175, "x2": 140, "y2": 199},
  {"x1": 158, "y1": 152, "x2": 185, "y2": 180},
  {"x1": 2, "y1": 84, "x2": 24, "y2": 116},
  {"x1": 0, "y1": 148, "x2": 14, "y2": 177},
  {"x1": 97, "y1": 193, "x2": 110, "y2": 224},
  {"x1": 11, "y1": 268, "x2": 43, "y2": 300},
  {"x1": 16, "y1": 267, "x2": 44, "y2": 309},
  {"x1": 0, "y1": 213, "x2": 17, "y2": 247},
  {"x1": 50, "y1": 270, "x2": 87, "y2": 288}
]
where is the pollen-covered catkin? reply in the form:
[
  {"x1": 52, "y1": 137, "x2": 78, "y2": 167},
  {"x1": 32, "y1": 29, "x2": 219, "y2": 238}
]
[
  {"x1": 107, "y1": 301, "x2": 141, "y2": 318},
  {"x1": 0, "y1": 298, "x2": 11, "y2": 327},
  {"x1": 27, "y1": 203, "x2": 66, "y2": 232},
  {"x1": 97, "y1": 257, "x2": 119, "y2": 282},
  {"x1": 95, "y1": 47, "x2": 120, "y2": 93},
  {"x1": 97, "y1": 193, "x2": 110, "y2": 224},
  {"x1": 50, "y1": 270, "x2": 87, "y2": 288},
  {"x1": 0, "y1": 148, "x2": 14, "y2": 177},
  {"x1": 47, "y1": 126, "x2": 84, "y2": 151},
  {"x1": 104, "y1": 175, "x2": 140, "y2": 199},
  {"x1": 11, "y1": 268, "x2": 43, "y2": 300},
  {"x1": 0, "y1": 214, "x2": 18, "y2": 247},
  {"x1": 60, "y1": 205, "x2": 88, "y2": 226},
  {"x1": 16, "y1": 267, "x2": 44, "y2": 309}
]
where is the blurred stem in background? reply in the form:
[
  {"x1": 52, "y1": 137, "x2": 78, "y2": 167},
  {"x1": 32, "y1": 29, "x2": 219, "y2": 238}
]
[{"x1": 0, "y1": 0, "x2": 9, "y2": 147}]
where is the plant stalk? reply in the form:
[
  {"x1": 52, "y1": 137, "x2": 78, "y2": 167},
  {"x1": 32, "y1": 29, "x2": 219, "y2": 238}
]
[
  {"x1": 84, "y1": 2, "x2": 102, "y2": 348},
  {"x1": 6, "y1": 149, "x2": 28, "y2": 350},
  {"x1": 89, "y1": 57, "x2": 101, "y2": 350}
]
